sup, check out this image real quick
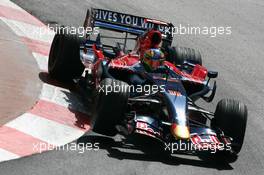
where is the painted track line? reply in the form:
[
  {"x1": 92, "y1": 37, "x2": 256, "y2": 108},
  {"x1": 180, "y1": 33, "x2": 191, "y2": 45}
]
[
  {"x1": 0, "y1": 0, "x2": 22, "y2": 10},
  {"x1": 30, "y1": 100, "x2": 90, "y2": 131},
  {"x1": 33, "y1": 52, "x2": 48, "y2": 71},
  {"x1": 40, "y1": 83, "x2": 89, "y2": 114},
  {"x1": 21, "y1": 37, "x2": 50, "y2": 56},
  {"x1": 0, "y1": 148, "x2": 19, "y2": 162},
  {"x1": 0, "y1": 5, "x2": 44, "y2": 26},
  {"x1": 0, "y1": 0, "x2": 91, "y2": 162},
  {"x1": 5, "y1": 113, "x2": 85, "y2": 146},
  {"x1": 0, "y1": 17, "x2": 54, "y2": 43},
  {"x1": 0, "y1": 126, "x2": 49, "y2": 156}
]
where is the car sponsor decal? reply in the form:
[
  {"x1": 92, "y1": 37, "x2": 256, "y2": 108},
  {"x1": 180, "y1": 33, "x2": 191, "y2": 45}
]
[
  {"x1": 168, "y1": 90, "x2": 182, "y2": 96},
  {"x1": 92, "y1": 8, "x2": 171, "y2": 35},
  {"x1": 136, "y1": 121, "x2": 161, "y2": 138}
]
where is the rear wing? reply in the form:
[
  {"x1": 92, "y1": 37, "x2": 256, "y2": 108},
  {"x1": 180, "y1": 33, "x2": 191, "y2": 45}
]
[{"x1": 84, "y1": 8, "x2": 174, "y2": 45}]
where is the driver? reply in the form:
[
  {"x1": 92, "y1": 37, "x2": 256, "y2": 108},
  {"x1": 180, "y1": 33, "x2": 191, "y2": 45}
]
[
  {"x1": 129, "y1": 48, "x2": 165, "y2": 87},
  {"x1": 141, "y1": 48, "x2": 165, "y2": 72}
]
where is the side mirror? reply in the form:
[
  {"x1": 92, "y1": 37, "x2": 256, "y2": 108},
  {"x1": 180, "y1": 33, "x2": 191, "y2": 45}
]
[{"x1": 207, "y1": 71, "x2": 218, "y2": 79}]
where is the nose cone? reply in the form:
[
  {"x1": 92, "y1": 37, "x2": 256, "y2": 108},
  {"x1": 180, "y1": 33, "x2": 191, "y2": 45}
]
[{"x1": 171, "y1": 123, "x2": 190, "y2": 140}]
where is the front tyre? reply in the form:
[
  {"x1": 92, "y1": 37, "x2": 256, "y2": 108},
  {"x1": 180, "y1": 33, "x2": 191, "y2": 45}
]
[
  {"x1": 93, "y1": 78, "x2": 130, "y2": 136},
  {"x1": 212, "y1": 99, "x2": 248, "y2": 154}
]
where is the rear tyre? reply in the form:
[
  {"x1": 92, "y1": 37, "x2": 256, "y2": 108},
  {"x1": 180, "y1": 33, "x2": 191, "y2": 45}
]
[
  {"x1": 168, "y1": 46, "x2": 202, "y2": 65},
  {"x1": 212, "y1": 99, "x2": 248, "y2": 154},
  {"x1": 48, "y1": 33, "x2": 85, "y2": 82},
  {"x1": 93, "y1": 78, "x2": 130, "y2": 136}
]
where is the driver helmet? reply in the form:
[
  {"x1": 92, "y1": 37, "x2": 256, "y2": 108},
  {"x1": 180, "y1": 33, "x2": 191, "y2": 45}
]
[{"x1": 142, "y1": 48, "x2": 165, "y2": 71}]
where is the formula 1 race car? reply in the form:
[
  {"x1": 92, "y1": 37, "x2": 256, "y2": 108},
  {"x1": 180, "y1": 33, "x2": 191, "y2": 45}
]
[{"x1": 48, "y1": 8, "x2": 248, "y2": 161}]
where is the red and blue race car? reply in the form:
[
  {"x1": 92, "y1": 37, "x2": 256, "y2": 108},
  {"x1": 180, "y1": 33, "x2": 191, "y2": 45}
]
[{"x1": 48, "y1": 8, "x2": 247, "y2": 162}]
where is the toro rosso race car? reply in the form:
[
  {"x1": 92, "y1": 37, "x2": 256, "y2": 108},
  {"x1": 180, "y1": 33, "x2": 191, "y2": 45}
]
[{"x1": 48, "y1": 8, "x2": 248, "y2": 161}]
